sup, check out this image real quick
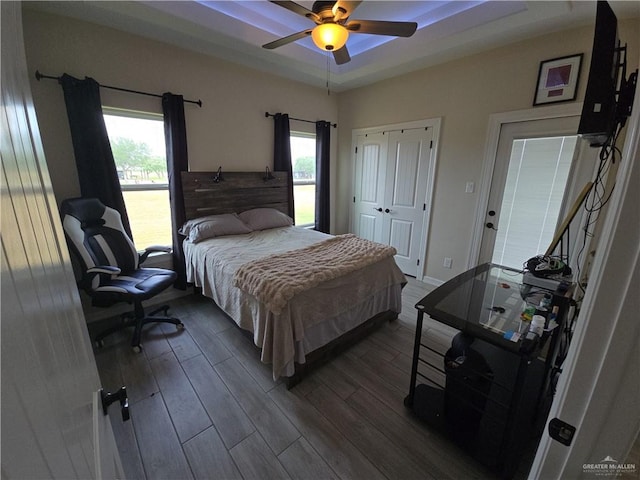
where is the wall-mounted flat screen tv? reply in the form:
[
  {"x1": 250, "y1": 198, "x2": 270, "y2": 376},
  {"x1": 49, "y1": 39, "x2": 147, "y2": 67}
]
[{"x1": 577, "y1": 1, "x2": 620, "y2": 147}]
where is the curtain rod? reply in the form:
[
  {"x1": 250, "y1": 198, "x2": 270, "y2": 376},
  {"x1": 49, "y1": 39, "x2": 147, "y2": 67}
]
[
  {"x1": 265, "y1": 112, "x2": 336, "y2": 128},
  {"x1": 35, "y1": 70, "x2": 203, "y2": 107}
]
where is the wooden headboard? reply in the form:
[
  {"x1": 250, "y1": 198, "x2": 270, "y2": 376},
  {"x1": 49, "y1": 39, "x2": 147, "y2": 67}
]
[{"x1": 181, "y1": 171, "x2": 290, "y2": 221}]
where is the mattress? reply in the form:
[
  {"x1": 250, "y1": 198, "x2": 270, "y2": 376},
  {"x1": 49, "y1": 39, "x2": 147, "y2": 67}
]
[{"x1": 183, "y1": 226, "x2": 406, "y2": 379}]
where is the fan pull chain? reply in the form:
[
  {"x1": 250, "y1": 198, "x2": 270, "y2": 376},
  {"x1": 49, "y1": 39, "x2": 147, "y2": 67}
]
[{"x1": 326, "y1": 52, "x2": 331, "y2": 95}]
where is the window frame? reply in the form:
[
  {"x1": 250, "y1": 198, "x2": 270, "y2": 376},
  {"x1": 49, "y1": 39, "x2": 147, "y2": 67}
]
[
  {"x1": 102, "y1": 107, "x2": 172, "y2": 255},
  {"x1": 290, "y1": 130, "x2": 317, "y2": 228}
]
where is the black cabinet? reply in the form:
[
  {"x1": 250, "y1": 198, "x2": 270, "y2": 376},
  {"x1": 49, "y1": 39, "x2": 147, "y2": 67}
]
[{"x1": 405, "y1": 263, "x2": 572, "y2": 478}]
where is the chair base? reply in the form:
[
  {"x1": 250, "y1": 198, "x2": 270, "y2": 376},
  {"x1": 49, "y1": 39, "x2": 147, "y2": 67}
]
[{"x1": 94, "y1": 304, "x2": 184, "y2": 352}]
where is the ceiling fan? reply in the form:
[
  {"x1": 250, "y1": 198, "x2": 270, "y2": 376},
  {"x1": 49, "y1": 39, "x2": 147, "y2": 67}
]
[{"x1": 262, "y1": 0, "x2": 418, "y2": 65}]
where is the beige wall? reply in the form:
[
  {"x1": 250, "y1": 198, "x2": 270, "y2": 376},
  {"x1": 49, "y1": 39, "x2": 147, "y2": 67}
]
[
  {"x1": 22, "y1": 7, "x2": 639, "y2": 284},
  {"x1": 336, "y1": 17, "x2": 639, "y2": 282},
  {"x1": 22, "y1": 8, "x2": 339, "y2": 226}
]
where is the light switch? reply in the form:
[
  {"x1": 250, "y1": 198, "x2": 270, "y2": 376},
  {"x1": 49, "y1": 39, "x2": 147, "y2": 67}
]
[{"x1": 465, "y1": 182, "x2": 475, "y2": 194}]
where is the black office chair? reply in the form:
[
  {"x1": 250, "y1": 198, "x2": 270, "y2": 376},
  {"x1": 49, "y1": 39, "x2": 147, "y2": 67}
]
[{"x1": 61, "y1": 197, "x2": 184, "y2": 352}]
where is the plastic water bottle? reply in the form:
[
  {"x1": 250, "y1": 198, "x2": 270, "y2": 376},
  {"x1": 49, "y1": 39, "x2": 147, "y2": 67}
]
[{"x1": 539, "y1": 293, "x2": 552, "y2": 311}]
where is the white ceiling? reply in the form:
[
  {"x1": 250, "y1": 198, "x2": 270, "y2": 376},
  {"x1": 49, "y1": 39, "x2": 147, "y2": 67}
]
[{"x1": 26, "y1": 1, "x2": 640, "y2": 92}]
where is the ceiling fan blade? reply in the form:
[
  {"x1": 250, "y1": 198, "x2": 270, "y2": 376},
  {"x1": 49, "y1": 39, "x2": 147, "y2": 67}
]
[
  {"x1": 346, "y1": 19, "x2": 418, "y2": 37},
  {"x1": 333, "y1": 45, "x2": 351, "y2": 65},
  {"x1": 262, "y1": 30, "x2": 312, "y2": 50},
  {"x1": 270, "y1": 0, "x2": 320, "y2": 23},
  {"x1": 332, "y1": 1, "x2": 362, "y2": 22}
]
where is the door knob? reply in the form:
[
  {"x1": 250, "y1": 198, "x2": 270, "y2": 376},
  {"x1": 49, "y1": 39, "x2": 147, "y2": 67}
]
[
  {"x1": 485, "y1": 222, "x2": 497, "y2": 231},
  {"x1": 373, "y1": 207, "x2": 383, "y2": 212},
  {"x1": 384, "y1": 208, "x2": 391, "y2": 213},
  {"x1": 488, "y1": 210, "x2": 496, "y2": 216}
]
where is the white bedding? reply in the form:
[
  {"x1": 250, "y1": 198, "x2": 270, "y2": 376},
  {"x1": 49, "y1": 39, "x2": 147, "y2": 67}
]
[{"x1": 183, "y1": 226, "x2": 406, "y2": 379}]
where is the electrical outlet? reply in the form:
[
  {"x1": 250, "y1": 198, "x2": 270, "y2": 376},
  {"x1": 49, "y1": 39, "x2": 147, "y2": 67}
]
[{"x1": 443, "y1": 257, "x2": 453, "y2": 268}]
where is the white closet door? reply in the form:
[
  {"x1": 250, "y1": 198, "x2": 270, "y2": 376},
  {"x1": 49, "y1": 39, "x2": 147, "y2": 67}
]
[
  {"x1": 352, "y1": 132, "x2": 388, "y2": 243},
  {"x1": 382, "y1": 128, "x2": 433, "y2": 276},
  {"x1": 352, "y1": 126, "x2": 434, "y2": 277}
]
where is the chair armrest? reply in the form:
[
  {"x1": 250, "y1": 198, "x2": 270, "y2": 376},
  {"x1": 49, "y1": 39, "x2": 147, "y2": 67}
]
[
  {"x1": 81, "y1": 265, "x2": 120, "y2": 292},
  {"x1": 145, "y1": 245, "x2": 172, "y2": 253},
  {"x1": 139, "y1": 245, "x2": 172, "y2": 264},
  {"x1": 87, "y1": 265, "x2": 121, "y2": 275}
]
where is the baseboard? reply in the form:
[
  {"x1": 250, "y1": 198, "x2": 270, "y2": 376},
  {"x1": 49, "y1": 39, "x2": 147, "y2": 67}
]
[{"x1": 421, "y1": 275, "x2": 444, "y2": 287}]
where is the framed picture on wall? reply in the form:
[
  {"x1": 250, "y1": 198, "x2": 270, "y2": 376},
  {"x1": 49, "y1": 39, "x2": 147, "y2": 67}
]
[{"x1": 533, "y1": 54, "x2": 583, "y2": 106}]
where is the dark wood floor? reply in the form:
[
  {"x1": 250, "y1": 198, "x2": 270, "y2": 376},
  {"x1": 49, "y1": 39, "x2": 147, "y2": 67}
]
[{"x1": 92, "y1": 278, "x2": 510, "y2": 480}]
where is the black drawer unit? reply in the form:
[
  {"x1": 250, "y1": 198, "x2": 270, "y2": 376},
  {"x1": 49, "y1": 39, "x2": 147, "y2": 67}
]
[{"x1": 405, "y1": 263, "x2": 573, "y2": 478}]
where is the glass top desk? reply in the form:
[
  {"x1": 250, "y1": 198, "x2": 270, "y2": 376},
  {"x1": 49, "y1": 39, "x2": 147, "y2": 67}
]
[
  {"x1": 414, "y1": 262, "x2": 571, "y2": 355},
  {"x1": 405, "y1": 263, "x2": 573, "y2": 478}
]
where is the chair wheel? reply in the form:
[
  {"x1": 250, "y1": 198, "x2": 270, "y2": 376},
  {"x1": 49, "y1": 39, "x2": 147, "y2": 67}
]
[
  {"x1": 132, "y1": 345, "x2": 143, "y2": 354},
  {"x1": 176, "y1": 322, "x2": 185, "y2": 330},
  {"x1": 94, "y1": 339, "x2": 105, "y2": 349}
]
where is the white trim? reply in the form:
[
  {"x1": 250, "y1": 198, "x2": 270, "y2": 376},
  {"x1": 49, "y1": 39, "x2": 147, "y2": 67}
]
[
  {"x1": 290, "y1": 130, "x2": 316, "y2": 139},
  {"x1": 468, "y1": 103, "x2": 583, "y2": 269},
  {"x1": 290, "y1": 130, "x2": 318, "y2": 227},
  {"x1": 102, "y1": 106, "x2": 163, "y2": 121},
  {"x1": 420, "y1": 275, "x2": 445, "y2": 288},
  {"x1": 351, "y1": 118, "x2": 438, "y2": 137},
  {"x1": 419, "y1": 120, "x2": 440, "y2": 279}
]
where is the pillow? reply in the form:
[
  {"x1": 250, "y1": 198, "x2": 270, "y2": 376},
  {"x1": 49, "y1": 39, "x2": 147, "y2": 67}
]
[
  {"x1": 179, "y1": 214, "x2": 219, "y2": 237},
  {"x1": 238, "y1": 208, "x2": 293, "y2": 231},
  {"x1": 180, "y1": 214, "x2": 252, "y2": 243}
]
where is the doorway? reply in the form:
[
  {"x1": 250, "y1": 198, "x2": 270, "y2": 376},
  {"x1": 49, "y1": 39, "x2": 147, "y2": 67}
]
[{"x1": 471, "y1": 106, "x2": 598, "y2": 274}]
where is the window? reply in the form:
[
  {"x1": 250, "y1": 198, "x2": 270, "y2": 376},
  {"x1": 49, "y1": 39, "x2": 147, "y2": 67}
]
[
  {"x1": 290, "y1": 132, "x2": 316, "y2": 226},
  {"x1": 103, "y1": 108, "x2": 172, "y2": 250},
  {"x1": 491, "y1": 135, "x2": 577, "y2": 269}
]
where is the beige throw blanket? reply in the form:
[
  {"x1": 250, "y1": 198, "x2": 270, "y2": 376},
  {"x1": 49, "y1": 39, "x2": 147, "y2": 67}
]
[{"x1": 233, "y1": 234, "x2": 397, "y2": 315}]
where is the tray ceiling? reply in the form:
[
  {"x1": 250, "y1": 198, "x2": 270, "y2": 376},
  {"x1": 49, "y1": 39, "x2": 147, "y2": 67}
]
[{"x1": 26, "y1": 1, "x2": 640, "y2": 92}]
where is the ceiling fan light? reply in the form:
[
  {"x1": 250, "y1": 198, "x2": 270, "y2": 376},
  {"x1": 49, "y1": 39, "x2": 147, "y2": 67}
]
[{"x1": 311, "y1": 23, "x2": 348, "y2": 51}]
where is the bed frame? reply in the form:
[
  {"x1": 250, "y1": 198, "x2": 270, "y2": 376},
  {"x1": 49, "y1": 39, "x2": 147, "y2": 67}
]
[{"x1": 181, "y1": 170, "x2": 398, "y2": 388}]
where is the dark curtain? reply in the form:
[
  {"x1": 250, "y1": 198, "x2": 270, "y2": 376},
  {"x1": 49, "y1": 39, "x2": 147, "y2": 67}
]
[
  {"x1": 162, "y1": 93, "x2": 189, "y2": 290},
  {"x1": 59, "y1": 74, "x2": 132, "y2": 237},
  {"x1": 315, "y1": 121, "x2": 331, "y2": 233},
  {"x1": 273, "y1": 113, "x2": 295, "y2": 220}
]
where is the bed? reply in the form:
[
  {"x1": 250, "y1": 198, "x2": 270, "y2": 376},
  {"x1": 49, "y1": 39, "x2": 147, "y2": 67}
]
[{"x1": 181, "y1": 171, "x2": 406, "y2": 385}]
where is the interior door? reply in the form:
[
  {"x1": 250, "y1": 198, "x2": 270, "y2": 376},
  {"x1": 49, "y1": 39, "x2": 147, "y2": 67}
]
[
  {"x1": 352, "y1": 132, "x2": 388, "y2": 242},
  {"x1": 477, "y1": 115, "x2": 594, "y2": 269},
  {"x1": 1, "y1": 3, "x2": 123, "y2": 478},
  {"x1": 382, "y1": 128, "x2": 433, "y2": 276}
]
